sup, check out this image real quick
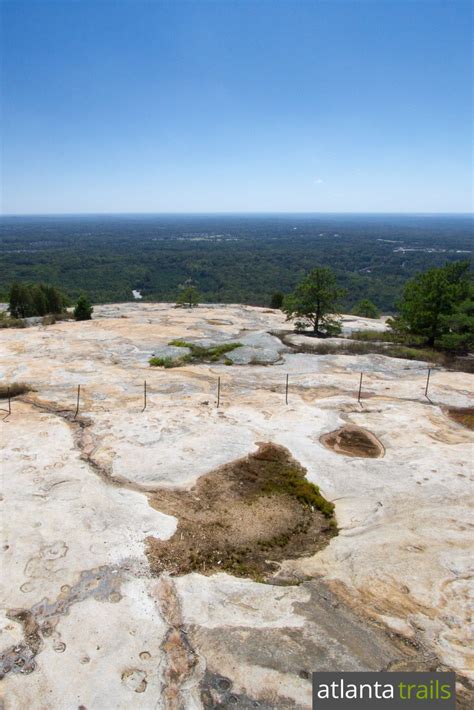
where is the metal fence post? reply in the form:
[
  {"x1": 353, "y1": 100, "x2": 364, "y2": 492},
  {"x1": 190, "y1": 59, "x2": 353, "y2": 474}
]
[
  {"x1": 74, "y1": 385, "x2": 81, "y2": 419},
  {"x1": 425, "y1": 368, "x2": 431, "y2": 399},
  {"x1": 1, "y1": 386, "x2": 11, "y2": 421}
]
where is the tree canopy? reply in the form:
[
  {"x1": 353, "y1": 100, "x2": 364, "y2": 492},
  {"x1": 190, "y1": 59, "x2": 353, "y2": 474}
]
[
  {"x1": 177, "y1": 284, "x2": 200, "y2": 308},
  {"x1": 270, "y1": 291, "x2": 284, "y2": 309},
  {"x1": 352, "y1": 298, "x2": 380, "y2": 319},
  {"x1": 283, "y1": 267, "x2": 345, "y2": 335},
  {"x1": 9, "y1": 282, "x2": 66, "y2": 318},
  {"x1": 389, "y1": 260, "x2": 472, "y2": 350}
]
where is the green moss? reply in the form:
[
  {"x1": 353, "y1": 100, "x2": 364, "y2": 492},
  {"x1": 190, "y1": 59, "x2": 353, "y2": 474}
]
[
  {"x1": 259, "y1": 460, "x2": 335, "y2": 518},
  {"x1": 168, "y1": 339, "x2": 190, "y2": 348},
  {"x1": 149, "y1": 356, "x2": 181, "y2": 368},
  {"x1": 168, "y1": 340, "x2": 242, "y2": 363},
  {"x1": 150, "y1": 341, "x2": 243, "y2": 367}
]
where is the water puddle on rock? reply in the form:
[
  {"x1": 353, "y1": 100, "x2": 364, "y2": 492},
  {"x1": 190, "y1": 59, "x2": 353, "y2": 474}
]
[
  {"x1": 320, "y1": 425, "x2": 384, "y2": 458},
  {"x1": 446, "y1": 407, "x2": 474, "y2": 431}
]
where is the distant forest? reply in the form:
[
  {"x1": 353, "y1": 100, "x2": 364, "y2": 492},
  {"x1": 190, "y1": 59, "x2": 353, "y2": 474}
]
[{"x1": 0, "y1": 214, "x2": 472, "y2": 312}]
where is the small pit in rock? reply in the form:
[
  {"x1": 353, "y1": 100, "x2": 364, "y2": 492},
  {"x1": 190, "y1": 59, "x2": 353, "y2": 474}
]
[
  {"x1": 320, "y1": 425, "x2": 384, "y2": 458},
  {"x1": 146, "y1": 443, "x2": 337, "y2": 583},
  {"x1": 446, "y1": 407, "x2": 474, "y2": 431}
]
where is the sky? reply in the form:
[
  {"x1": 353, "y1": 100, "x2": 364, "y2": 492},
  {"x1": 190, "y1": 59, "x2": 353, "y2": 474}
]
[{"x1": 1, "y1": 0, "x2": 472, "y2": 215}]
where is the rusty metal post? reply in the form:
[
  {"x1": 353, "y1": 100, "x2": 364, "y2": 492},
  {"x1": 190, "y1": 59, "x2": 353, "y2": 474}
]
[
  {"x1": 285, "y1": 374, "x2": 289, "y2": 404},
  {"x1": 425, "y1": 368, "x2": 431, "y2": 399},
  {"x1": 142, "y1": 380, "x2": 147, "y2": 411},
  {"x1": 1, "y1": 386, "x2": 11, "y2": 421},
  {"x1": 217, "y1": 376, "x2": 221, "y2": 408},
  {"x1": 357, "y1": 372, "x2": 363, "y2": 403},
  {"x1": 74, "y1": 385, "x2": 80, "y2": 419}
]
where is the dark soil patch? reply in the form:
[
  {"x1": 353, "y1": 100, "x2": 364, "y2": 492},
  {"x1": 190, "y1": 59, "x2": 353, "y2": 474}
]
[
  {"x1": 0, "y1": 382, "x2": 34, "y2": 398},
  {"x1": 320, "y1": 425, "x2": 384, "y2": 458},
  {"x1": 146, "y1": 443, "x2": 337, "y2": 583},
  {"x1": 349, "y1": 391, "x2": 375, "y2": 400},
  {"x1": 446, "y1": 407, "x2": 474, "y2": 431}
]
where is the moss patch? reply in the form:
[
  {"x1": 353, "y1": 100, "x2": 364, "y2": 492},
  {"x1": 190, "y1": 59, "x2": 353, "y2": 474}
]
[
  {"x1": 149, "y1": 356, "x2": 181, "y2": 369},
  {"x1": 169, "y1": 340, "x2": 242, "y2": 362},
  {"x1": 146, "y1": 442, "x2": 337, "y2": 583},
  {"x1": 149, "y1": 341, "x2": 242, "y2": 368}
]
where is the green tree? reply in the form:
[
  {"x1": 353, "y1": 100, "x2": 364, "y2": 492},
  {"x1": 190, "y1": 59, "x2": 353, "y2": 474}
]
[
  {"x1": 283, "y1": 267, "x2": 345, "y2": 335},
  {"x1": 352, "y1": 298, "x2": 380, "y2": 319},
  {"x1": 44, "y1": 284, "x2": 66, "y2": 313},
  {"x1": 438, "y1": 284, "x2": 474, "y2": 353},
  {"x1": 9, "y1": 282, "x2": 66, "y2": 318},
  {"x1": 177, "y1": 285, "x2": 200, "y2": 308},
  {"x1": 31, "y1": 285, "x2": 49, "y2": 316},
  {"x1": 74, "y1": 295, "x2": 93, "y2": 321},
  {"x1": 389, "y1": 260, "x2": 471, "y2": 347},
  {"x1": 270, "y1": 291, "x2": 284, "y2": 309},
  {"x1": 9, "y1": 282, "x2": 34, "y2": 318}
]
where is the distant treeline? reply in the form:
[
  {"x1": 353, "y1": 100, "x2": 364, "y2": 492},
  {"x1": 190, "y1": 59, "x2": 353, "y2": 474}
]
[
  {"x1": 5, "y1": 258, "x2": 472, "y2": 354},
  {"x1": 0, "y1": 214, "x2": 472, "y2": 311}
]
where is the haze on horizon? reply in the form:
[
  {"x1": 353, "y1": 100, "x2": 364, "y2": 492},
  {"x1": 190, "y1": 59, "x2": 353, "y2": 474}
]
[{"x1": 1, "y1": 0, "x2": 472, "y2": 216}]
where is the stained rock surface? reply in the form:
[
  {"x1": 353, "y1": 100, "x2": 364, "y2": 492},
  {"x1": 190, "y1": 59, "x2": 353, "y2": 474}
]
[{"x1": 0, "y1": 303, "x2": 473, "y2": 708}]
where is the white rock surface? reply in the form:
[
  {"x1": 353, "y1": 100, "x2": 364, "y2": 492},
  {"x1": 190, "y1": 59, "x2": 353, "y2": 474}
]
[{"x1": 0, "y1": 303, "x2": 473, "y2": 708}]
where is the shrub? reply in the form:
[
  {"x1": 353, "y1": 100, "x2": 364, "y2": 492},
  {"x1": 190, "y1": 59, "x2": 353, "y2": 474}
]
[
  {"x1": 270, "y1": 292, "x2": 284, "y2": 309},
  {"x1": 74, "y1": 295, "x2": 93, "y2": 321},
  {"x1": 352, "y1": 299, "x2": 380, "y2": 319},
  {"x1": 0, "y1": 311, "x2": 26, "y2": 329},
  {"x1": 350, "y1": 329, "x2": 397, "y2": 343}
]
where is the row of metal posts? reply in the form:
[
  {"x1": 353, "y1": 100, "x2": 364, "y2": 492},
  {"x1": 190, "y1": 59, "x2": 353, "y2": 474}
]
[
  {"x1": 78, "y1": 368, "x2": 433, "y2": 416},
  {"x1": 1, "y1": 368, "x2": 434, "y2": 420}
]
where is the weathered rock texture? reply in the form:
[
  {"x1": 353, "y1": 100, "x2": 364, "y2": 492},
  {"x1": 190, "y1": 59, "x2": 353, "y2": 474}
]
[{"x1": 0, "y1": 304, "x2": 473, "y2": 708}]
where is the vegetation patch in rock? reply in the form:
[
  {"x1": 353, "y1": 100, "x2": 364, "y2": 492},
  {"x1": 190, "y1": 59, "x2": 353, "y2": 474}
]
[
  {"x1": 146, "y1": 443, "x2": 337, "y2": 582},
  {"x1": 150, "y1": 340, "x2": 242, "y2": 368},
  {"x1": 0, "y1": 382, "x2": 34, "y2": 398}
]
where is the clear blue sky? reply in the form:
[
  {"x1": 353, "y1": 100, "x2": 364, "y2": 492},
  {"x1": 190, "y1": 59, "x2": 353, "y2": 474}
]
[{"x1": 1, "y1": 0, "x2": 472, "y2": 214}]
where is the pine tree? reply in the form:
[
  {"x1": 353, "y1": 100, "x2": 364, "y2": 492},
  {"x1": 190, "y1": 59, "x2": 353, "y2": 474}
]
[
  {"x1": 283, "y1": 267, "x2": 345, "y2": 335},
  {"x1": 390, "y1": 260, "x2": 471, "y2": 347},
  {"x1": 74, "y1": 295, "x2": 93, "y2": 321},
  {"x1": 352, "y1": 299, "x2": 380, "y2": 319},
  {"x1": 177, "y1": 285, "x2": 200, "y2": 308}
]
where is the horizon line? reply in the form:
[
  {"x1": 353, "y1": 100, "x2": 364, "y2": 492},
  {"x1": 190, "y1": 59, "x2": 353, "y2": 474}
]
[{"x1": 1, "y1": 210, "x2": 473, "y2": 218}]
